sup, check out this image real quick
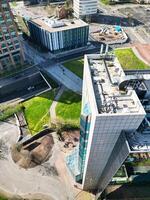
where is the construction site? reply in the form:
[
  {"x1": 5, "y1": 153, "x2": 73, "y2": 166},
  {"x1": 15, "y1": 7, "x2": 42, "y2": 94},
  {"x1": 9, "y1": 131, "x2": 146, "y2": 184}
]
[
  {"x1": 90, "y1": 25, "x2": 128, "y2": 44},
  {"x1": 0, "y1": 112, "x2": 94, "y2": 200}
]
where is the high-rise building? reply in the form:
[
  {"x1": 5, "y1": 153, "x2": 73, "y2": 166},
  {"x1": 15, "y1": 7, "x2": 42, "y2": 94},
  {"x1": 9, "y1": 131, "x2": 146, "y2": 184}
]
[
  {"x1": 28, "y1": 18, "x2": 89, "y2": 53},
  {"x1": 73, "y1": 0, "x2": 98, "y2": 19},
  {"x1": 67, "y1": 53, "x2": 150, "y2": 198},
  {"x1": 0, "y1": 0, "x2": 24, "y2": 73}
]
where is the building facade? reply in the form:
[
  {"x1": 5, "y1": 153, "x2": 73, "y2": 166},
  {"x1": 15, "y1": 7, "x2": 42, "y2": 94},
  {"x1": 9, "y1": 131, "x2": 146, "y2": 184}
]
[
  {"x1": 28, "y1": 18, "x2": 89, "y2": 53},
  {"x1": 73, "y1": 0, "x2": 98, "y2": 19},
  {"x1": 66, "y1": 53, "x2": 150, "y2": 199},
  {"x1": 79, "y1": 54, "x2": 146, "y2": 193},
  {"x1": 0, "y1": 0, "x2": 24, "y2": 73}
]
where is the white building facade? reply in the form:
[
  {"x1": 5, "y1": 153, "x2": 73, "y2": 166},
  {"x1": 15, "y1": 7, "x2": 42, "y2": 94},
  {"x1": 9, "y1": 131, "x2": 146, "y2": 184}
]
[
  {"x1": 79, "y1": 54, "x2": 146, "y2": 195},
  {"x1": 73, "y1": 0, "x2": 98, "y2": 18}
]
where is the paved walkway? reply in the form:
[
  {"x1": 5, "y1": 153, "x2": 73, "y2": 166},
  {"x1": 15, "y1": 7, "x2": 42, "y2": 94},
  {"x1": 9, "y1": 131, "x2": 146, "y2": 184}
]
[
  {"x1": 23, "y1": 40, "x2": 83, "y2": 95},
  {"x1": 132, "y1": 44, "x2": 150, "y2": 66},
  {"x1": 50, "y1": 86, "x2": 65, "y2": 124},
  {"x1": 45, "y1": 63, "x2": 82, "y2": 95}
]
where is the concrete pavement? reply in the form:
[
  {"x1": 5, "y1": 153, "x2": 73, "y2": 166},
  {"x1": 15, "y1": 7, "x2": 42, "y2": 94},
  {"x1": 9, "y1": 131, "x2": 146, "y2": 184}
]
[{"x1": 45, "y1": 63, "x2": 82, "y2": 95}]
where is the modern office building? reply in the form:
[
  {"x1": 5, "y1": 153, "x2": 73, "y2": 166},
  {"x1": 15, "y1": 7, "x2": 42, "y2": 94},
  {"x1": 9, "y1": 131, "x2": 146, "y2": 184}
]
[
  {"x1": 0, "y1": 0, "x2": 24, "y2": 73},
  {"x1": 73, "y1": 0, "x2": 98, "y2": 19},
  {"x1": 28, "y1": 18, "x2": 89, "y2": 53},
  {"x1": 24, "y1": 0, "x2": 63, "y2": 5},
  {"x1": 67, "y1": 52, "x2": 150, "y2": 198}
]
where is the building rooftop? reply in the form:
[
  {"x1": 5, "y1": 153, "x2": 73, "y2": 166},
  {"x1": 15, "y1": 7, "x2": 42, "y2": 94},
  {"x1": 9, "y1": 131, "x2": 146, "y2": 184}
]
[
  {"x1": 87, "y1": 54, "x2": 145, "y2": 115},
  {"x1": 127, "y1": 131, "x2": 150, "y2": 152},
  {"x1": 30, "y1": 17, "x2": 88, "y2": 32}
]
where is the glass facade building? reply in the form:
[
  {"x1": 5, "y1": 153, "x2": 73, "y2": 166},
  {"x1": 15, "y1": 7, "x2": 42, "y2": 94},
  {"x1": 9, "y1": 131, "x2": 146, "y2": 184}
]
[
  {"x1": 0, "y1": 0, "x2": 24, "y2": 73},
  {"x1": 27, "y1": 18, "x2": 89, "y2": 53},
  {"x1": 72, "y1": 54, "x2": 148, "y2": 199}
]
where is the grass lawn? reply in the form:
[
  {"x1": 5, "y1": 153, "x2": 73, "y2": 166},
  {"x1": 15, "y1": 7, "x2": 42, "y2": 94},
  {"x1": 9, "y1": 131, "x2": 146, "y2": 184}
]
[
  {"x1": 100, "y1": 0, "x2": 110, "y2": 5},
  {"x1": 0, "y1": 104, "x2": 23, "y2": 121},
  {"x1": 63, "y1": 59, "x2": 84, "y2": 79},
  {"x1": 0, "y1": 197, "x2": 7, "y2": 200},
  {"x1": 56, "y1": 90, "x2": 81, "y2": 127},
  {"x1": 130, "y1": 159, "x2": 150, "y2": 167},
  {"x1": 41, "y1": 72, "x2": 59, "y2": 89},
  {"x1": 23, "y1": 90, "x2": 55, "y2": 134},
  {"x1": 115, "y1": 48, "x2": 150, "y2": 70},
  {"x1": 114, "y1": 166, "x2": 126, "y2": 177}
]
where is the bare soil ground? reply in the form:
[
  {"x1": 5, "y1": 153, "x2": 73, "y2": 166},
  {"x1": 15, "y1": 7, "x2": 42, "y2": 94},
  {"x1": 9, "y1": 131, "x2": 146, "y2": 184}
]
[
  {"x1": 11, "y1": 134, "x2": 54, "y2": 169},
  {"x1": 134, "y1": 44, "x2": 150, "y2": 65},
  {"x1": 58, "y1": 129, "x2": 80, "y2": 151}
]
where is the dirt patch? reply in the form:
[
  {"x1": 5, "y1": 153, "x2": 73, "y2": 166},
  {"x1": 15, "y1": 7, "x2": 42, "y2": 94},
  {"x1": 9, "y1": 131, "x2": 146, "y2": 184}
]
[
  {"x1": 58, "y1": 129, "x2": 80, "y2": 151},
  {"x1": 135, "y1": 44, "x2": 150, "y2": 65},
  {"x1": 11, "y1": 134, "x2": 54, "y2": 169}
]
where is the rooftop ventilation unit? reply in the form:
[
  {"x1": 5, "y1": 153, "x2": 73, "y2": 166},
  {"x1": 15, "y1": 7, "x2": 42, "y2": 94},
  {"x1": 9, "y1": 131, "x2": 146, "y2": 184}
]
[{"x1": 44, "y1": 19, "x2": 65, "y2": 28}]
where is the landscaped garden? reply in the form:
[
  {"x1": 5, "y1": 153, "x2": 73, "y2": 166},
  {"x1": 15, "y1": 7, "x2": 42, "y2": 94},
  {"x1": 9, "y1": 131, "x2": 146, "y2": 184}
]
[
  {"x1": 23, "y1": 90, "x2": 56, "y2": 134},
  {"x1": 63, "y1": 59, "x2": 84, "y2": 79},
  {"x1": 115, "y1": 48, "x2": 150, "y2": 70},
  {"x1": 56, "y1": 90, "x2": 81, "y2": 127}
]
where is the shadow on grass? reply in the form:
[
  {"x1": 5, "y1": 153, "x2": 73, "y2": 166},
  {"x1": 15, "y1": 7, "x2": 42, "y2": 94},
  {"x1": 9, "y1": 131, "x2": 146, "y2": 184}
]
[{"x1": 56, "y1": 90, "x2": 81, "y2": 105}]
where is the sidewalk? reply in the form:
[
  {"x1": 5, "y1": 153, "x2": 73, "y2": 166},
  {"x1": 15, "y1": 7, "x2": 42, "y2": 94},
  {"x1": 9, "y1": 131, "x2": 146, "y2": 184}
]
[
  {"x1": 50, "y1": 86, "x2": 65, "y2": 124},
  {"x1": 45, "y1": 63, "x2": 82, "y2": 95}
]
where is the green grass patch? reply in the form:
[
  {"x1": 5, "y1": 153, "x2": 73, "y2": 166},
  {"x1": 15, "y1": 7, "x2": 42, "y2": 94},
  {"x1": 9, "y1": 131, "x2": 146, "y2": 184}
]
[
  {"x1": 115, "y1": 48, "x2": 150, "y2": 70},
  {"x1": 100, "y1": 0, "x2": 116, "y2": 5},
  {"x1": 41, "y1": 72, "x2": 59, "y2": 89},
  {"x1": 100, "y1": 0, "x2": 110, "y2": 5},
  {"x1": 23, "y1": 90, "x2": 56, "y2": 134},
  {"x1": 114, "y1": 166, "x2": 126, "y2": 177},
  {"x1": 0, "y1": 197, "x2": 7, "y2": 200},
  {"x1": 0, "y1": 104, "x2": 23, "y2": 121},
  {"x1": 63, "y1": 59, "x2": 84, "y2": 79},
  {"x1": 56, "y1": 90, "x2": 81, "y2": 127},
  {"x1": 130, "y1": 159, "x2": 150, "y2": 167}
]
